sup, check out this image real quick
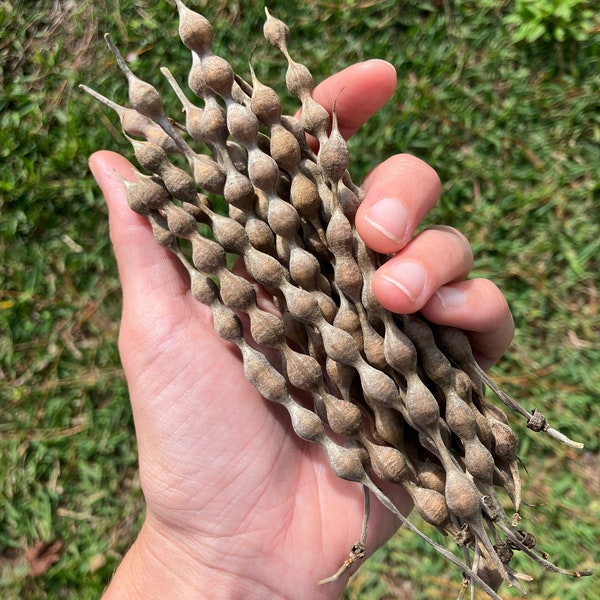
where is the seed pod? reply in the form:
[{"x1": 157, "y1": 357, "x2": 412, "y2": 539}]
[
  {"x1": 318, "y1": 103, "x2": 349, "y2": 186},
  {"x1": 160, "y1": 66, "x2": 206, "y2": 142},
  {"x1": 462, "y1": 437, "x2": 495, "y2": 484},
  {"x1": 147, "y1": 212, "x2": 178, "y2": 251},
  {"x1": 321, "y1": 393, "x2": 363, "y2": 437},
  {"x1": 223, "y1": 169, "x2": 256, "y2": 211},
  {"x1": 415, "y1": 459, "x2": 446, "y2": 495},
  {"x1": 104, "y1": 34, "x2": 164, "y2": 120},
  {"x1": 209, "y1": 211, "x2": 248, "y2": 254},
  {"x1": 191, "y1": 234, "x2": 227, "y2": 275},
  {"x1": 123, "y1": 170, "x2": 171, "y2": 213},
  {"x1": 404, "y1": 480, "x2": 452, "y2": 530},
  {"x1": 326, "y1": 207, "x2": 363, "y2": 300},
  {"x1": 175, "y1": 0, "x2": 213, "y2": 55},
  {"x1": 227, "y1": 101, "x2": 260, "y2": 146},
  {"x1": 371, "y1": 406, "x2": 404, "y2": 449},
  {"x1": 248, "y1": 60, "x2": 282, "y2": 127},
  {"x1": 454, "y1": 369, "x2": 493, "y2": 449},
  {"x1": 79, "y1": 85, "x2": 182, "y2": 154},
  {"x1": 270, "y1": 124, "x2": 301, "y2": 171},
  {"x1": 199, "y1": 52, "x2": 237, "y2": 103},
  {"x1": 355, "y1": 304, "x2": 387, "y2": 371},
  {"x1": 444, "y1": 468, "x2": 481, "y2": 522},
  {"x1": 404, "y1": 376, "x2": 441, "y2": 431},
  {"x1": 263, "y1": 7, "x2": 290, "y2": 50},
  {"x1": 361, "y1": 437, "x2": 409, "y2": 484},
  {"x1": 327, "y1": 442, "x2": 369, "y2": 482},
  {"x1": 489, "y1": 416, "x2": 519, "y2": 462},
  {"x1": 300, "y1": 97, "x2": 331, "y2": 142}
]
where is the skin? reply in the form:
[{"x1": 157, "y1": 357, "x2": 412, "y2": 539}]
[{"x1": 92, "y1": 60, "x2": 514, "y2": 599}]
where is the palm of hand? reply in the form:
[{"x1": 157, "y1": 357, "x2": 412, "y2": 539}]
[{"x1": 120, "y1": 283, "x2": 406, "y2": 596}]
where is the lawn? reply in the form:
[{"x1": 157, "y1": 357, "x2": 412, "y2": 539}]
[{"x1": 1, "y1": 0, "x2": 598, "y2": 598}]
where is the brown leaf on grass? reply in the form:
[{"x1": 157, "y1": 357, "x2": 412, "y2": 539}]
[
  {"x1": 88, "y1": 552, "x2": 107, "y2": 573},
  {"x1": 25, "y1": 539, "x2": 63, "y2": 576}
]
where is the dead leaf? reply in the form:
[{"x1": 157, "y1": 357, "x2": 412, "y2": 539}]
[
  {"x1": 567, "y1": 329, "x2": 594, "y2": 349},
  {"x1": 25, "y1": 539, "x2": 63, "y2": 576},
  {"x1": 88, "y1": 553, "x2": 107, "y2": 573}
]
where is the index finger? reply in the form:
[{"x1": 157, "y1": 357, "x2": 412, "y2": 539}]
[{"x1": 301, "y1": 59, "x2": 397, "y2": 142}]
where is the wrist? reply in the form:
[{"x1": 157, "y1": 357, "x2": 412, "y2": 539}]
[{"x1": 102, "y1": 521, "x2": 279, "y2": 600}]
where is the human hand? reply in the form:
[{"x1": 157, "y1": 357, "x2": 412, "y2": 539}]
[{"x1": 91, "y1": 59, "x2": 513, "y2": 599}]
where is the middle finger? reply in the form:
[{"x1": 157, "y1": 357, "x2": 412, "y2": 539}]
[{"x1": 371, "y1": 225, "x2": 474, "y2": 314}]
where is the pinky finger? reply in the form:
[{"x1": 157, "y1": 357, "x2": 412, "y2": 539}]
[{"x1": 419, "y1": 278, "x2": 515, "y2": 371}]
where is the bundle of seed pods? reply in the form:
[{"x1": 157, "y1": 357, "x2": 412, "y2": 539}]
[{"x1": 81, "y1": 2, "x2": 592, "y2": 597}]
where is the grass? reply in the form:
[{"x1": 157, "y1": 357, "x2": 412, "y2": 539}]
[{"x1": 1, "y1": 0, "x2": 598, "y2": 598}]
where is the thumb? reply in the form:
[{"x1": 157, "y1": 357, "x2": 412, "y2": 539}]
[{"x1": 89, "y1": 150, "x2": 191, "y2": 308}]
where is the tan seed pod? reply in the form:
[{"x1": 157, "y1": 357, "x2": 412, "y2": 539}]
[
  {"x1": 142, "y1": 212, "x2": 178, "y2": 255},
  {"x1": 361, "y1": 436, "x2": 409, "y2": 484},
  {"x1": 160, "y1": 66, "x2": 206, "y2": 143},
  {"x1": 79, "y1": 85, "x2": 181, "y2": 154},
  {"x1": 415, "y1": 459, "x2": 446, "y2": 495},
  {"x1": 269, "y1": 124, "x2": 301, "y2": 171},
  {"x1": 175, "y1": 0, "x2": 213, "y2": 55},
  {"x1": 208, "y1": 211, "x2": 248, "y2": 254},
  {"x1": 454, "y1": 369, "x2": 493, "y2": 449},
  {"x1": 318, "y1": 103, "x2": 349, "y2": 187},
  {"x1": 403, "y1": 480, "x2": 452, "y2": 530},
  {"x1": 371, "y1": 405, "x2": 405, "y2": 449},
  {"x1": 462, "y1": 438, "x2": 495, "y2": 484},
  {"x1": 104, "y1": 34, "x2": 164, "y2": 120},
  {"x1": 248, "y1": 60, "x2": 282, "y2": 127},
  {"x1": 123, "y1": 170, "x2": 171, "y2": 213},
  {"x1": 328, "y1": 397, "x2": 364, "y2": 437},
  {"x1": 227, "y1": 101, "x2": 260, "y2": 146},
  {"x1": 190, "y1": 234, "x2": 227, "y2": 275},
  {"x1": 223, "y1": 169, "x2": 256, "y2": 211},
  {"x1": 263, "y1": 7, "x2": 291, "y2": 51},
  {"x1": 326, "y1": 207, "x2": 363, "y2": 300}
]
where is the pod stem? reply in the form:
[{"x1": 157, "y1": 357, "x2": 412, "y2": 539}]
[
  {"x1": 317, "y1": 486, "x2": 370, "y2": 586},
  {"x1": 476, "y1": 364, "x2": 585, "y2": 449}
]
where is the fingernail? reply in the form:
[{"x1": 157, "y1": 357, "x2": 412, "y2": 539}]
[
  {"x1": 380, "y1": 261, "x2": 427, "y2": 303},
  {"x1": 364, "y1": 198, "x2": 409, "y2": 245},
  {"x1": 436, "y1": 286, "x2": 467, "y2": 308},
  {"x1": 364, "y1": 58, "x2": 397, "y2": 76},
  {"x1": 88, "y1": 155, "x2": 102, "y2": 183}
]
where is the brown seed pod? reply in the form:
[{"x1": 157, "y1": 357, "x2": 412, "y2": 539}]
[
  {"x1": 403, "y1": 480, "x2": 453, "y2": 531},
  {"x1": 415, "y1": 459, "x2": 446, "y2": 495},
  {"x1": 318, "y1": 102, "x2": 349, "y2": 187},
  {"x1": 175, "y1": 0, "x2": 213, "y2": 55},
  {"x1": 263, "y1": 7, "x2": 291, "y2": 51}
]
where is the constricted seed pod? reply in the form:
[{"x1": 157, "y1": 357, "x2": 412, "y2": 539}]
[
  {"x1": 444, "y1": 468, "x2": 481, "y2": 522},
  {"x1": 318, "y1": 105, "x2": 349, "y2": 187},
  {"x1": 263, "y1": 7, "x2": 290, "y2": 51},
  {"x1": 175, "y1": 0, "x2": 213, "y2": 55},
  {"x1": 415, "y1": 459, "x2": 446, "y2": 495},
  {"x1": 361, "y1": 437, "x2": 408, "y2": 484},
  {"x1": 404, "y1": 480, "x2": 452, "y2": 530}
]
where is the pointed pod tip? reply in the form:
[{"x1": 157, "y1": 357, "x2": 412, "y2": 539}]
[{"x1": 103, "y1": 32, "x2": 134, "y2": 79}]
